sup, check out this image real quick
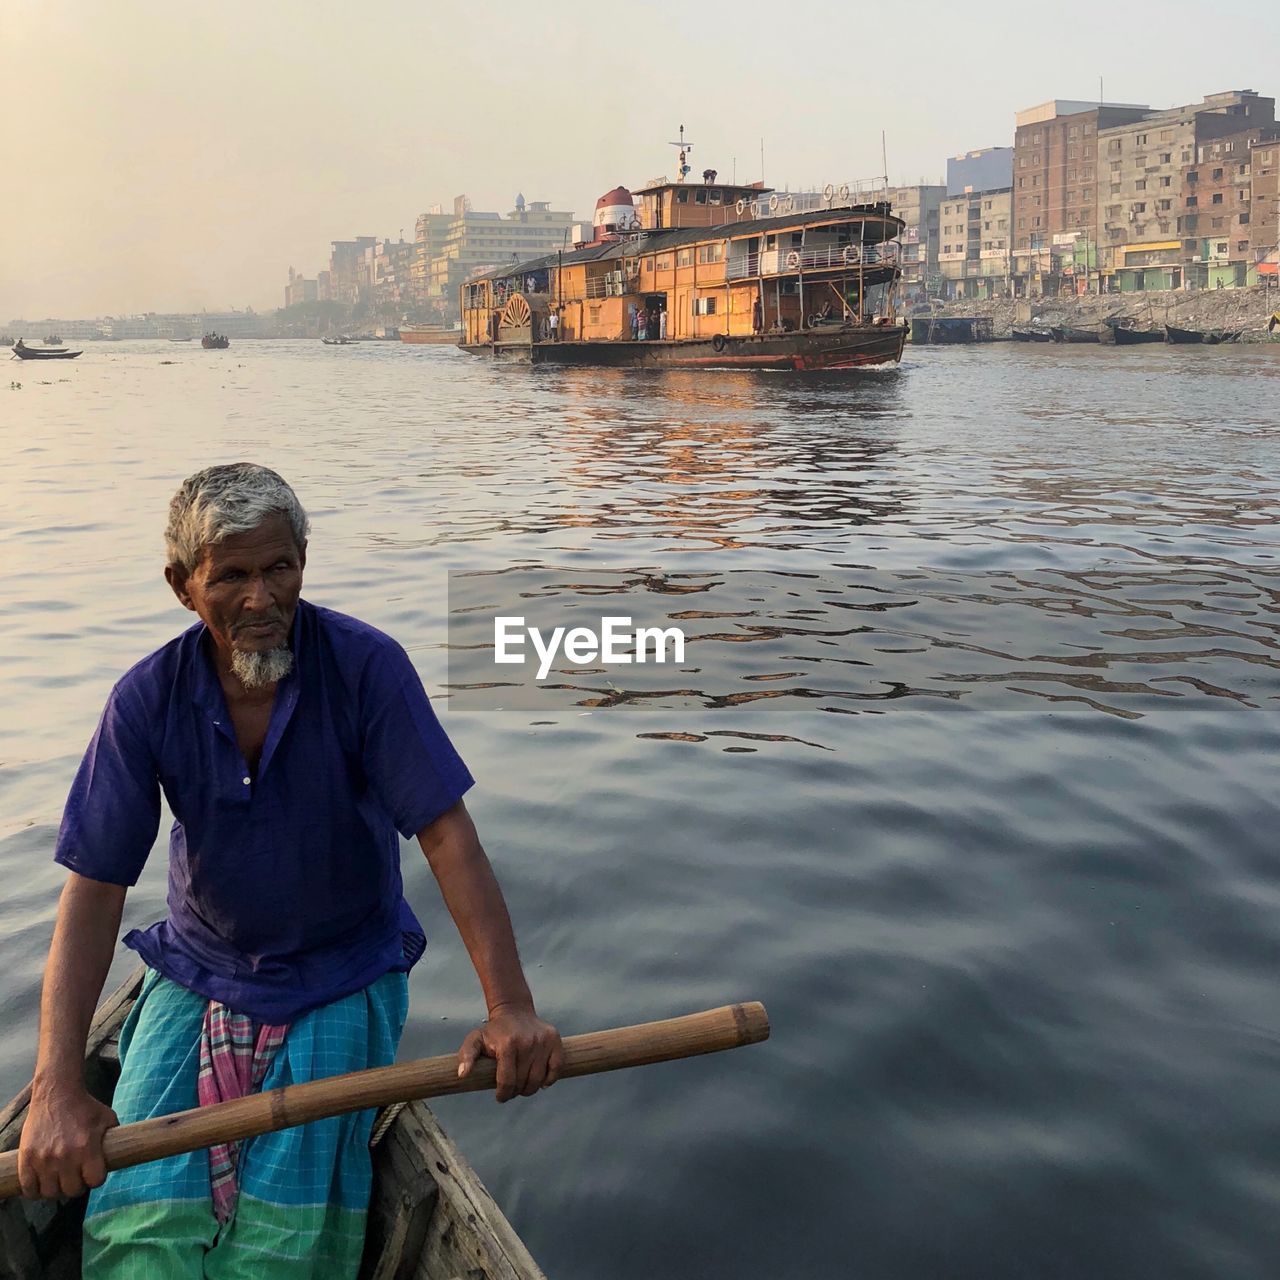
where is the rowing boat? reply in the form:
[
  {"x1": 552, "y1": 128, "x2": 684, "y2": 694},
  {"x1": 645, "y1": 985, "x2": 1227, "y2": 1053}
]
[
  {"x1": 11, "y1": 346, "x2": 82, "y2": 361},
  {"x1": 0, "y1": 965, "x2": 546, "y2": 1279}
]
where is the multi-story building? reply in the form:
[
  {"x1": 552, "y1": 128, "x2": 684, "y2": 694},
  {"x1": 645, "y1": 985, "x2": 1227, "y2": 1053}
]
[
  {"x1": 368, "y1": 239, "x2": 416, "y2": 311},
  {"x1": 948, "y1": 148, "x2": 1014, "y2": 198},
  {"x1": 1250, "y1": 137, "x2": 1280, "y2": 280},
  {"x1": 886, "y1": 184, "x2": 944, "y2": 300},
  {"x1": 284, "y1": 268, "x2": 318, "y2": 308},
  {"x1": 423, "y1": 195, "x2": 575, "y2": 321},
  {"x1": 939, "y1": 188, "x2": 1013, "y2": 299},
  {"x1": 411, "y1": 206, "x2": 453, "y2": 311},
  {"x1": 328, "y1": 237, "x2": 378, "y2": 305},
  {"x1": 1100, "y1": 90, "x2": 1275, "y2": 291},
  {"x1": 1180, "y1": 121, "x2": 1280, "y2": 287},
  {"x1": 1011, "y1": 99, "x2": 1152, "y2": 296},
  {"x1": 316, "y1": 270, "x2": 332, "y2": 303}
]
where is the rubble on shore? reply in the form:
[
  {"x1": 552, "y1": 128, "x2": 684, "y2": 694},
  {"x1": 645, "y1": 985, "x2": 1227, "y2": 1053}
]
[{"x1": 911, "y1": 283, "x2": 1280, "y2": 342}]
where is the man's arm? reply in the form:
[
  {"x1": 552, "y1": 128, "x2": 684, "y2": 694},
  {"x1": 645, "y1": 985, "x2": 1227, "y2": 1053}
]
[
  {"x1": 18, "y1": 872, "x2": 125, "y2": 1199},
  {"x1": 417, "y1": 800, "x2": 562, "y2": 1103}
]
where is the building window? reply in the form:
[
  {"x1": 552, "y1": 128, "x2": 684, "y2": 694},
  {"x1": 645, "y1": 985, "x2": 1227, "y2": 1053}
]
[
  {"x1": 1160, "y1": 152, "x2": 1171, "y2": 163},
  {"x1": 1211, "y1": 193, "x2": 1223, "y2": 204},
  {"x1": 1239, "y1": 212, "x2": 1250, "y2": 225},
  {"x1": 1136, "y1": 133, "x2": 1147, "y2": 145},
  {"x1": 1111, "y1": 161, "x2": 1122, "y2": 172},
  {"x1": 1238, "y1": 240, "x2": 1249, "y2": 252},
  {"x1": 1134, "y1": 202, "x2": 1147, "y2": 213},
  {"x1": 1186, "y1": 195, "x2": 1198, "y2": 207},
  {"x1": 1135, "y1": 179, "x2": 1146, "y2": 191},
  {"x1": 1216, "y1": 242, "x2": 1228, "y2": 254},
  {"x1": 1212, "y1": 168, "x2": 1223, "y2": 180},
  {"x1": 1212, "y1": 217, "x2": 1224, "y2": 229},
  {"x1": 1158, "y1": 199, "x2": 1172, "y2": 211},
  {"x1": 693, "y1": 296, "x2": 717, "y2": 315}
]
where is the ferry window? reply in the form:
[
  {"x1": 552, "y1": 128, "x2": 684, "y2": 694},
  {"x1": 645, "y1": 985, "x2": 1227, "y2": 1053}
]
[
  {"x1": 676, "y1": 189, "x2": 689, "y2": 203},
  {"x1": 588, "y1": 305, "x2": 600, "y2": 323},
  {"x1": 693, "y1": 296, "x2": 718, "y2": 315},
  {"x1": 656, "y1": 256, "x2": 671, "y2": 270},
  {"x1": 696, "y1": 244, "x2": 722, "y2": 265},
  {"x1": 695, "y1": 189, "x2": 708, "y2": 204},
  {"x1": 677, "y1": 248, "x2": 693, "y2": 267},
  {"x1": 708, "y1": 190, "x2": 723, "y2": 205},
  {"x1": 643, "y1": 257, "x2": 655, "y2": 272}
]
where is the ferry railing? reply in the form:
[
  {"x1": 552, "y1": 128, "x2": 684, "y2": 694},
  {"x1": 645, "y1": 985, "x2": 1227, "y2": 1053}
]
[
  {"x1": 725, "y1": 241, "x2": 900, "y2": 280},
  {"x1": 642, "y1": 177, "x2": 891, "y2": 227}
]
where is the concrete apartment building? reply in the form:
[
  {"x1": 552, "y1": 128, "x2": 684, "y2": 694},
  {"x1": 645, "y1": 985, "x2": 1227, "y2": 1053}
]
[
  {"x1": 886, "y1": 184, "x2": 944, "y2": 299},
  {"x1": 284, "y1": 268, "x2": 318, "y2": 308},
  {"x1": 1011, "y1": 99, "x2": 1151, "y2": 296},
  {"x1": 1100, "y1": 90, "x2": 1275, "y2": 291},
  {"x1": 939, "y1": 189, "x2": 1013, "y2": 299},
  {"x1": 422, "y1": 195, "x2": 575, "y2": 321},
  {"x1": 1250, "y1": 138, "x2": 1280, "y2": 278},
  {"x1": 1180, "y1": 119, "x2": 1279, "y2": 287},
  {"x1": 328, "y1": 237, "x2": 378, "y2": 305},
  {"x1": 939, "y1": 148, "x2": 1014, "y2": 298}
]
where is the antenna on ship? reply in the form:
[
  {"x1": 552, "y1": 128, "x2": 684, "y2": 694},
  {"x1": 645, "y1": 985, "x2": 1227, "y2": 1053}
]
[{"x1": 669, "y1": 124, "x2": 694, "y2": 183}]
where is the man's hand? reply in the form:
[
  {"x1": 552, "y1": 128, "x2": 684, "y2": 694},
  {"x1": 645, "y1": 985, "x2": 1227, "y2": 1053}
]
[
  {"x1": 456, "y1": 1005, "x2": 563, "y2": 1103},
  {"x1": 18, "y1": 1081, "x2": 118, "y2": 1200}
]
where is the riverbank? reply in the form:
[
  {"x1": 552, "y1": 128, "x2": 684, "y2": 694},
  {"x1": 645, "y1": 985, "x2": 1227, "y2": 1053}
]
[{"x1": 914, "y1": 283, "x2": 1280, "y2": 341}]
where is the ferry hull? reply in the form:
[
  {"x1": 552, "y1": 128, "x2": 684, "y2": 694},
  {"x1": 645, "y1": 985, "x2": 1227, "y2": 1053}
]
[{"x1": 461, "y1": 324, "x2": 906, "y2": 370}]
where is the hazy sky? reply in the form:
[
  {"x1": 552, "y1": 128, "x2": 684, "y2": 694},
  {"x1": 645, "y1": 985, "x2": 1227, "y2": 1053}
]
[{"x1": 3, "y1": 0, "x2": 1278, "y2": 318}]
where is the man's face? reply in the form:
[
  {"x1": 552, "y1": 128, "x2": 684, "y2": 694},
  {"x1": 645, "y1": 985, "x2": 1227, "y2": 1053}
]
[{"x1": 165, "y1": 513, "x2": 306, "y2": 663}]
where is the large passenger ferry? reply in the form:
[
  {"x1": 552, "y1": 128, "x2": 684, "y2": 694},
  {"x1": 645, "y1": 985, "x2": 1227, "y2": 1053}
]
[{"x1": 460, "y1": 156, "x2": 908, "y2": 371}]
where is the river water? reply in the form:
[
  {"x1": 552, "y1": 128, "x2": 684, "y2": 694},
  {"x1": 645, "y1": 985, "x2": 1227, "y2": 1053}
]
[{"x1": 3, "y1": 339, "x2": 1280, "y2": 1278}]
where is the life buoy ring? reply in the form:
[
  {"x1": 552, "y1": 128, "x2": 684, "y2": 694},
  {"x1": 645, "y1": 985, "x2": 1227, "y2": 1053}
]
[
  {"x1": 838, "y1": 184, "x2": 851, "y2": 200},
  {"x1": 785, "y1": 250, "x2": 801, "y2": 270},
  {"x1": 842, "y1": 245, "x2": 859, "y2": 265},
  {"x1": 823, "y1": 183, "x2": 835, "y2": 203},
  {"x1": 768, "y1": 194, "x2": 780, "y2": 212},
  {"x1": 781, "y1": 195, "x2": 794, "y2": 213},
  {"x1": 736, "y1": 198, "x2": 747, "y2": 215},
  {"x1": 712, "y1": 333, "x2": 727, "y2": 353}
]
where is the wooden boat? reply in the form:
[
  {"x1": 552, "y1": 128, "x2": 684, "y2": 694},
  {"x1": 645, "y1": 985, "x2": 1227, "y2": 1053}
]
[
  {"x1": 399, "y1": 325, "x2": 460, "y2": 346},
  {"x1": 1111, "y1": 324, "x2": 1164, "y2": 345},
  {"x1": 1050, "y1": 325, "x2": 1100, "y2": 344},
  {"x1": 1011, "y1": 326, "x2": 1053, "y2": 342},
  {"x1": 322, "y1": 336, "x2": 360, "y2": 345},
  {"x1": 12, "y1": 344, "x2": 81, "y2": 360},
  {"x1": 201, "y1": 334, "x2": 230, "y2": 349},
  {"x1": 42, "y1": 336, "x2": 63, "y2": 347},
  {"x1": 0, "y1": 965, "x2": 546, "y2": 1279}
]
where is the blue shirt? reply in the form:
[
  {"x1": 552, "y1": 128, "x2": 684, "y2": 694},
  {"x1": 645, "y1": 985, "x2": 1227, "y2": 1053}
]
[{"x1": 54, "y1": 600, "x2": 474, "y2": 1023}]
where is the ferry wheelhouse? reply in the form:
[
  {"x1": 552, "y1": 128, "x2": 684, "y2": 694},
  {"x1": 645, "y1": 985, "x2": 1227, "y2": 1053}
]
[{"x1": 460, "y1": 173, "x2": 907, "y2": 371}]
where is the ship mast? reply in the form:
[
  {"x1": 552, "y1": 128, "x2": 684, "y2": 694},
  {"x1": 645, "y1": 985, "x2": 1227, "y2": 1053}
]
[{"x1": 668, "y1": 124, "x2": 694, "y2": 183}]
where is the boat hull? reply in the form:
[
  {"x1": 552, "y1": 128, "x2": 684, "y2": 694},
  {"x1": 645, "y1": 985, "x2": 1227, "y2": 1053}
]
[
  {"x1": 462, "y1": 324, "x2": 907, "y2": 370},
  {"x1": 13, "y1": 347, "x2": 81, "y2": 360},
  {"x1": 0, "y1": 966, "x2": 546, "y2": 1279},
  {"x1": 1112, "y1": 326, "x2": 1164, "y2": 345},
  {"x1": 399, "y1": 327, "x2": 460, "y2": 345}
]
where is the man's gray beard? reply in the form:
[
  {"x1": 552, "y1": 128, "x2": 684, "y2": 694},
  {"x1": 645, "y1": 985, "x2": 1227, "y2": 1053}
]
[{"x1": 230, "y1": 646, "x2": 294, "y2": 690}]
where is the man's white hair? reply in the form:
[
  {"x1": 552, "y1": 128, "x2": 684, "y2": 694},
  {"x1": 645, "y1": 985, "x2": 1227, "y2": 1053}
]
[{"x1": 165, "y1": 463, "x2": 310, "y2": 572}]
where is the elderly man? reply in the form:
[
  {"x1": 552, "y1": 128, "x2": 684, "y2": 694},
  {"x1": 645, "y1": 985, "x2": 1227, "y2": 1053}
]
[{"x1": 19, "y1": 463, "x2": 561, "y2": 1276}]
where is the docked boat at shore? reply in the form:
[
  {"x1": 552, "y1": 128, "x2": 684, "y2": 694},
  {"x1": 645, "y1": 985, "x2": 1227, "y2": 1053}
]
[
  {"x1": 460, "y1": 166, "x2": 907, "y2": 371},
  {"x1": 1165, "y1": 324, "x2": 1243, "y2": 345},
  {"x1": 0, "y1": 965, "x2": 547, "y2": 1279}
]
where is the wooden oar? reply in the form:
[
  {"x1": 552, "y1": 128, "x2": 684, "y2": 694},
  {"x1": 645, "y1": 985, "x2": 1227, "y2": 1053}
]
[{"x1": 0, "y1": 1001, "x2": 768, "y2": 1200}]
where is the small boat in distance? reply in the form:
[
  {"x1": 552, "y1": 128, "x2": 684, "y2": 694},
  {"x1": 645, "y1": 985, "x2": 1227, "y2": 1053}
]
[
  {"x1": 321, "y1": 335, "x2": 359, "y2": 345},
  {"x1": 0, "y1": 965, "x2": 548, "y2": 1279},
  {"x1": 12, "y1": 339, "x2": 81, "y2": 360},
  {"x1": 42, "y1": 334, "x2": 63, "y2": 346},
  {"x1": 201, "y1": 333, "x2": 230, "y2": 349}
]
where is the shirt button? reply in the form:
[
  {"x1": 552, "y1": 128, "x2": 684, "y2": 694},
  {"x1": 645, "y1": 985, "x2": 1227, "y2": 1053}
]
[{"x1": 242, "y1": 777, "x2": 251, "y2": 786}]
